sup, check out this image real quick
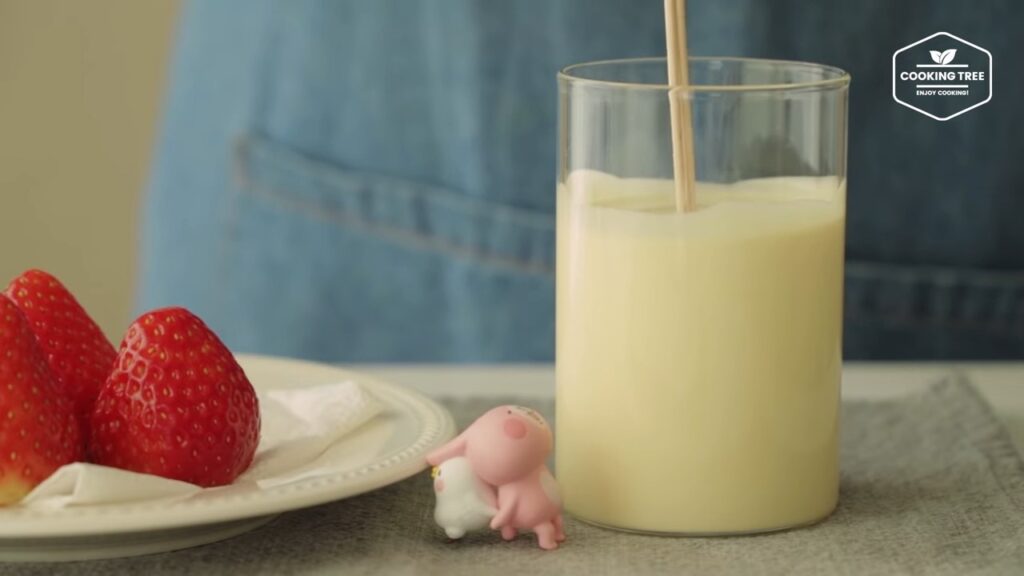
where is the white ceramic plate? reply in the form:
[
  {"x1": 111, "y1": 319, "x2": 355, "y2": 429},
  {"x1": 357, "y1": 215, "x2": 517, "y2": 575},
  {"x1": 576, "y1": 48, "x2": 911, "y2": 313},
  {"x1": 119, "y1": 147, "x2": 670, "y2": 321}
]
[{"x1": 0, "y1": 354, "x2": 456, "y2": 562}]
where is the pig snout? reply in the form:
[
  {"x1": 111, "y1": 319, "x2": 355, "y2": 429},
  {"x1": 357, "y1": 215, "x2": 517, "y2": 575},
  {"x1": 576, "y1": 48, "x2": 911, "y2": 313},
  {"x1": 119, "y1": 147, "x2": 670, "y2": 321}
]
[{"x1": 503, "y1": 418, "x2": 527, "y2": 439}]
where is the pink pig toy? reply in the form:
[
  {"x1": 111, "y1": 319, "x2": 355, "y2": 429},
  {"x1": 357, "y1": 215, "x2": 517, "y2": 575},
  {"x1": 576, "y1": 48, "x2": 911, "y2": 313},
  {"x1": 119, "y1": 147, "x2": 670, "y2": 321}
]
[{"x1": 427, "y1": 405, "x2": 566, "y2": 550}]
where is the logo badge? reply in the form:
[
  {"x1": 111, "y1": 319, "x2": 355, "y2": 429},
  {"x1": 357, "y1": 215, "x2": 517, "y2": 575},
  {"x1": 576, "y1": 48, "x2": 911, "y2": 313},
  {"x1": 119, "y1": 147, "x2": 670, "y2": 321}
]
[{"x1": 892, "y1": 32, "x2": 992, "y2": 121}]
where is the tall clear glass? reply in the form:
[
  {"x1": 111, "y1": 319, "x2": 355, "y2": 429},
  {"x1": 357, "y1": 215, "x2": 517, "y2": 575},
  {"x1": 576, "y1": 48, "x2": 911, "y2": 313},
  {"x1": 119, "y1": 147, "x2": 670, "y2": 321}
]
[{"x1": 556, "y1": 57, "x2": 850, "y2": 535}]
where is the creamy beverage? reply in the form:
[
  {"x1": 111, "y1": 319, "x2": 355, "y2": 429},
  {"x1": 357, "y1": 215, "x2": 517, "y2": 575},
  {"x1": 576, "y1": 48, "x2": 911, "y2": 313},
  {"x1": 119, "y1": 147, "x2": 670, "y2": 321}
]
[{"x1": 556, "y1": 170, "x2": 845, "y2": 533}]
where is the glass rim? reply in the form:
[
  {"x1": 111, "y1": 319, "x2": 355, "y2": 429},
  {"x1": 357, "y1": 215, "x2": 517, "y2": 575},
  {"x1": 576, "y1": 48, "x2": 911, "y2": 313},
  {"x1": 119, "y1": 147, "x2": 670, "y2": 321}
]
[{"x1": 558, "y1": 56, "x2": 851, "y2": 93}]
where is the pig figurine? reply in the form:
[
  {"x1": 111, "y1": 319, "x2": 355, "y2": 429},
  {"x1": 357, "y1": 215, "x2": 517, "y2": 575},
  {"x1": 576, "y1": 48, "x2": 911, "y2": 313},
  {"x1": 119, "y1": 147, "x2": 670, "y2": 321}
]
[
  {"x1": 432, "y1": 456, "x2": 498, "y2": 539},
  {"x1": 427, "y1": 406, "x2": 566, "y2": 550}
]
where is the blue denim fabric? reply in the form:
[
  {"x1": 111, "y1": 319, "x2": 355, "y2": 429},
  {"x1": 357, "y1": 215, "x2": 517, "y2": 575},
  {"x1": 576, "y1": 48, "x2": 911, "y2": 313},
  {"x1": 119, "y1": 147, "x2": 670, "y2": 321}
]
[{"x1": 141, "y1": 0, "x2": 1024, "y2": 361}]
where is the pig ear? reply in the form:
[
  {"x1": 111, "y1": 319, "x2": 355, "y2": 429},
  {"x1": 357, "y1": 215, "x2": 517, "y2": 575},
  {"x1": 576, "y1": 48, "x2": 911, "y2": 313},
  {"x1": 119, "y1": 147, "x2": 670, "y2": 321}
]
[{"x1": 426, "y1": 430, "x2": 468, "y2": 466}]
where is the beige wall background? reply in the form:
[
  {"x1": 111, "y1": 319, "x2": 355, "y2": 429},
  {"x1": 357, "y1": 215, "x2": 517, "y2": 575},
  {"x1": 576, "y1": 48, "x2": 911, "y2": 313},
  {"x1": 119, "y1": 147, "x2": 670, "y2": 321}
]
[{"x1": 0, "y1": 0, "x2": 180, "y2": 341}]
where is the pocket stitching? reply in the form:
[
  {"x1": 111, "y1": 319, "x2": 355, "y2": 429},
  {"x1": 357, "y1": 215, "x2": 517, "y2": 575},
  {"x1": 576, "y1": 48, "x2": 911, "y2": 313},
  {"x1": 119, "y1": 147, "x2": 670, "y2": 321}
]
[
  {"x1": 233, "y1": 135, "x2": 554, "y2": 277},
  {"x1": 845, "y1": 261, "x2": 1024, "y2": 336}
]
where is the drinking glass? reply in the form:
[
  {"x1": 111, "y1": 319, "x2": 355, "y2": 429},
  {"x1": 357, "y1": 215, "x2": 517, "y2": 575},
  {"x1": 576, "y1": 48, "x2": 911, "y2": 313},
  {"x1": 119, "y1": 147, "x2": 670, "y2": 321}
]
[{"x1": 555, "y1": 57, "x2": 850, "y2": 535}]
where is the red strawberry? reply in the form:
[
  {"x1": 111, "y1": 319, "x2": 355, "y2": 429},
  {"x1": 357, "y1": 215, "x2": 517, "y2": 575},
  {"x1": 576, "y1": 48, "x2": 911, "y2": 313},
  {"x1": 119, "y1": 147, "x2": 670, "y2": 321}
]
[
  {"x1": 4, "y1": 270, "x2": 117, "y2": 429},
  {"x1": 90, "y1": 307, "x2": 260, "y2": 487},
  {"x1": 0, "y1": 294, "x2": 83, "y2": 505}
]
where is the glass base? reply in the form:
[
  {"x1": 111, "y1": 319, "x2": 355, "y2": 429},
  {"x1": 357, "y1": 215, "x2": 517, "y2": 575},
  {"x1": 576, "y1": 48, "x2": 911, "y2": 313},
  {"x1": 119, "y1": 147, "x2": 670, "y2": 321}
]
[{"x1": 568, "y1": 502, "x2": 838, "y2": 537}]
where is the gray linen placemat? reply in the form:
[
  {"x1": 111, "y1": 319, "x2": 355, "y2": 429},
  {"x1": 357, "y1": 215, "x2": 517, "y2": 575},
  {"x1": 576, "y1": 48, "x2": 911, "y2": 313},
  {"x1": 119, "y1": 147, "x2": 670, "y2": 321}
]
[{"x1": 5, "y1": 374, "x2": 1024, "y2": 575}]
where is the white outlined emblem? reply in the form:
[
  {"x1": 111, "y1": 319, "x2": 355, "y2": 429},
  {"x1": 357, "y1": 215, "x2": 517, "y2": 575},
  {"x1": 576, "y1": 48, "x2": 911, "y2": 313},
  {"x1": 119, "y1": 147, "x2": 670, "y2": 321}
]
[{"x1": 892, "y1": 32, "x2": 992, "y2": 121}]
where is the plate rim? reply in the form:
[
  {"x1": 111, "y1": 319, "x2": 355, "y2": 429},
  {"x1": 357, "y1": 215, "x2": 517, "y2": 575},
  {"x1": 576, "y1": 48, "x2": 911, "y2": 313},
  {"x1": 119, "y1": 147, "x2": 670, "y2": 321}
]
[{"x1": 0, "y1": 354, "x2": 456, "y2": 538}]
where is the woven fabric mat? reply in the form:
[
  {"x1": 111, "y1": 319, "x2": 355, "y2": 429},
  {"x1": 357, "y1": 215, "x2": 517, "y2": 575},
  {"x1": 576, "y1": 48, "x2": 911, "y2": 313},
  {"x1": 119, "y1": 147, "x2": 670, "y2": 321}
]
[{"x1": 8, "y1": 374, "x2": 1024, "y2": 575}]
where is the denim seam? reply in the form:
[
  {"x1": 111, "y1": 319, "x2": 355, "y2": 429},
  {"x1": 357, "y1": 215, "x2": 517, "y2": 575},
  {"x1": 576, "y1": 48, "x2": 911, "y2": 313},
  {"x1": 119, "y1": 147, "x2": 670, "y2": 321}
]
[
  {"x1": 237, "y1": 135, "x2": 554, "y2": 228},
  {"x1": 844, "y1": 314, "x2": 1023, "y2": 334},
  {"x1": 844, "y1": 262, "x2": 1024, "y2": 336},
  {"x1": 233, "y1": 135, "x2": 554, "y2": 277}
]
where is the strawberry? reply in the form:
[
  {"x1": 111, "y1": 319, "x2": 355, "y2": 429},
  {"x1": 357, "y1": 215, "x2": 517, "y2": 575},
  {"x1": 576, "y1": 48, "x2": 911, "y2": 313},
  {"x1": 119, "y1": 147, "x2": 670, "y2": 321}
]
[
  {"x1": 90, "y1": 307, "x2": 260, "y2": 487},
  {"x1": 0, "y1": 294, "x2": 83, "y2": 505},
  {"x1": 4, "y1": 270, "x2": 117, "y2": 430}
]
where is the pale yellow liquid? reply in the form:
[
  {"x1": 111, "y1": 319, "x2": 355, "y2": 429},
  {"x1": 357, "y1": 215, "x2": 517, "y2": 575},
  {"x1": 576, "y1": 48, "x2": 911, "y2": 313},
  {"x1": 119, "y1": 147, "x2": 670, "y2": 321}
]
[{"x1": 555, "y1": 170, "x2": 845, "y2": 534}]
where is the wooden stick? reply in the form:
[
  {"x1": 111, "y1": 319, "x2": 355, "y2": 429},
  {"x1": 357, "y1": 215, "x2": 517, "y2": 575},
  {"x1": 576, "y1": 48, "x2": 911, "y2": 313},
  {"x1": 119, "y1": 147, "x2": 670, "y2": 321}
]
[{"x1": 664, "y1": 0, "x2": 697, "y2": 213}]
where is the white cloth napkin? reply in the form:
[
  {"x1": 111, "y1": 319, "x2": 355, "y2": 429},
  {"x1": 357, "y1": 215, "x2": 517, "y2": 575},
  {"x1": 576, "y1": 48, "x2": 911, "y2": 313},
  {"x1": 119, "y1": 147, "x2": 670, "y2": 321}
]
[{"x1": 21, "y1": 381, "x2": 384, "y2": 510}]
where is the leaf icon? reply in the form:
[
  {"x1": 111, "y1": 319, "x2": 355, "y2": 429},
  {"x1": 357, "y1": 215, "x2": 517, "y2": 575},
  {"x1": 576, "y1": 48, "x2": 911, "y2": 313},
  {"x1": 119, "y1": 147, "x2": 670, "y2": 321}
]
[
  {"x1": 940, "y1": 49, "x2": 957, "y2": 64},
  {"x1": 930, "y1": 50, "x2": 944, "y2": 64}
]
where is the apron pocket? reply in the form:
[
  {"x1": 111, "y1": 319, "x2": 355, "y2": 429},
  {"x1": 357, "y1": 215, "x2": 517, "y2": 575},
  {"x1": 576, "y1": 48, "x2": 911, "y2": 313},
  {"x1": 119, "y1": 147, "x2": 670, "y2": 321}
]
[
  {"x1": 224, "y1": 134, "x2": 555, "y2": 362},
  {"x1": 845, "y1": 261, "x2": 1024, "y2": 359}
]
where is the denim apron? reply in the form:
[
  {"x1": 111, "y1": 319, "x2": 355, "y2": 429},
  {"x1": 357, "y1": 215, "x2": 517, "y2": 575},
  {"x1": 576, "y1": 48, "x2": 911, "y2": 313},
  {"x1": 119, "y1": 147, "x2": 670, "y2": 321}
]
[{"x1": 140, "y1": 0, "x2": 1024, "y2": 361}]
